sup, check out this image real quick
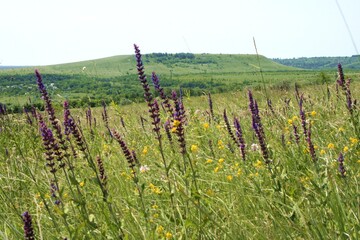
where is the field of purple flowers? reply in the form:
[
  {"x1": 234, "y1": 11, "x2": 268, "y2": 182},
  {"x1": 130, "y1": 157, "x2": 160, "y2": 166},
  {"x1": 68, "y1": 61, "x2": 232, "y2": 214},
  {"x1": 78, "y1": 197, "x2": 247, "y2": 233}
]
[{"x1": 0, "y1": 45, "x2": 359, "y2": 239}]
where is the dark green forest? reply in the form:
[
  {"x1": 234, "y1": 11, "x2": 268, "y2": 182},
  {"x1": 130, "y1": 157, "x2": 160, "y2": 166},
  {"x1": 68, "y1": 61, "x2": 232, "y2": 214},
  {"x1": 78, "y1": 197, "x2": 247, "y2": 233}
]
[{"x1": 273, "y1": 55, "x2": 360, "y2": 69}]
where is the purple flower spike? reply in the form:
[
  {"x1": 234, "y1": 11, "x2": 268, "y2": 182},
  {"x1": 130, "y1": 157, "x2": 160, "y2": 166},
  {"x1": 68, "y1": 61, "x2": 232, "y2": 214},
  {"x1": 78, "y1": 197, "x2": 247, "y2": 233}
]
[
  {"x1": 234, "y1": 117, "x2": 246, "y2": 161},
  {"x1": 22, "y1": 211, "x2": 35, "y2": 240},
  {"x1": 223, "y1": 109, "x2": 239, "y2": 147},
  {"x1": 338, "y1": 152, "x2": 346, "y2": 177},
  {"x1": 248, "y1": 90, "x2": 269, "y2": 163},
  {"x1": 134, "y1": 44, "x2": 153, "y2": 104}
]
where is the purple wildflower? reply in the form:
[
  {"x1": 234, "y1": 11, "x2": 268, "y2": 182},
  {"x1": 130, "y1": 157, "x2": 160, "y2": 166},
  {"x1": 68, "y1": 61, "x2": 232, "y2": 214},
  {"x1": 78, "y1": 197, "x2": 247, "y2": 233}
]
[
  {"x1": 234, "y1": 117, "x2": 246, "y2": 161},
  {"x1": 337, "y1": 63, "x2": 346, "y2": 89},
  {"x1": 164, "y1": 120, "x2": 173, "y2": 144},
  {"x1": 134, "y1": 44, "x2": 153, "y2": 104},
  {"x1": 249, "y1": 90, "x2": 269, "y2": 163},
  {"x1": 150, "y1": 99, "x2": 161, "y2": 140},
  {"x1": 113, "y1": 130, "x2": 137, "y2": 178},
  {"x1": 38, "y1": 112, "x2": 65, "y2": 172},
  {"x1": 96, "y1": 155, "x2": 108, "y2": 187},
  {"x1": 292, "y1": 123, "x2": 300, "y2": 144},
  {"x1": 208, "y1": 92, "x2": 214, "y2": 122},
  {"x1": 152, "y1": 72, "x2": 172, "y2": 115},
  {"x1": 63, "y1": 101, "x2": 86, "y2": 152},
  {"x1": 306, "y1": 123, "x2": 317, "y2": 162},
  {"x1": 338, "y1": 152, "x2": 346, "y2": 177},
  {"x1": 223, "y1": 109, "x2": 239, "y2": 147},
  {"x1": 22, "y1": 211, "x2": 35, "y2": 240},
  {"x1": 172, "y1": 91, "x2": 187, "y2": 155},
  {"x1": 299, "y1": 95, "x2": 307, "y2": 136}
]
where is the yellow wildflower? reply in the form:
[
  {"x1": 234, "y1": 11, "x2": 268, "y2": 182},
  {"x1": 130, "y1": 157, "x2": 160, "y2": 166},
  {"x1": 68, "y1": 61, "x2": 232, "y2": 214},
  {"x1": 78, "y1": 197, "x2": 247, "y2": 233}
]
[
  {"x1": 292, "y1": 116, "x2": 299, "y2": 121},
  {"x1": 173, "y1": 120, "x2": 181, "y2": 127},
  {"x1": 343, "y1": 146, "x2": 349, "y2": 152},
  {"x1": 142, "y1": 146, "x2": 148, "y2": 155},
  {"x1": 338, "y1": 127, "x2": 344, "y2": 132},
  {"x1": 253, "y1": 160, "x2": 263, "y2": 169},
  {"x1": 214, "y1": 166, "x2": 220, "y2": 173},
  {"x1": 237, "y1": 169, "x2": 242, "y2": 176},
  {"x1": 320, "y1": 149, "x2": 326, "y2": 155},
  {"x1": 327, "y1": 143, "x2": 335, "y2": 149},
  {"x1": 191, "y1": 145, "x2": 199, "y2": 153},
  {"x1": 218, "y1": 140, "x2": 225, "y2": 150},
  {"x1": 287, "y1": 119, "x2": 293, "y2": 125},
  {"x1": 310, "y1": 111, "x2": 316, "y2": 117},
  {"x1": 203, "y1": 123, "x2": 209, "y2": 129},
  {"x1": 350, "y1": 137, "x2": 358, "y2": 146},
  {"x1": 218, "y1": 158, "x2": 225, "y2": 164},
  {"x1": 171, "y1": 127, "x2": 177, "y2": 133},
  {"x1": 165, "y1": 232, "x2": 173, "y2": 239},
  {"x1": 156, "y1": 225, "x2": 164, "y2": 234},
  {"x1": 79, "y1": 181, "x2": 85, "y2": 187},
  {"x1": 206, "y1": 159, "x2": 213, "y2": 164},
  {"x1": 149, "y1": 183, "x2": 162, "y2": 194},
  {"x1": 226, "y1": 175, "x2": 233, "y2": 181}
]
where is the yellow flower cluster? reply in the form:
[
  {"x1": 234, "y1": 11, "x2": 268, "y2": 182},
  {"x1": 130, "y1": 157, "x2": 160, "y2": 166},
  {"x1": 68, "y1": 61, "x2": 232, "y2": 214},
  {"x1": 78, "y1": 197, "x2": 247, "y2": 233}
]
[
  {"x1": 142, "y1": 146, "x2": 149, "y2": 155},
  {"x1": 327, "y1": 143, "x2": 335, "y2": 149},
  {"x1": 253, "y1": 160, "x2": 264, "y2": 169},
  {"x1": 213, "y1": 158, "x2": 225, "y2": 173},
  {"x1": 156, "y1": 225, "x2": 173, "y2": 239},
  {"x1": 171, "y1": 120, "x2": 181, "y2": 133},
  {"x1": 149, "y1": 183, "x2": 162, "y2": 194},
  {"x1": 191, "y1": 144, "x2": 199, "y2": 153},
  {"x1": 350, "y1": 137, "x2": 358, "y2": 146},
  {"x1": 218, "y1": 140, "x2": 225, "y2": 150}
]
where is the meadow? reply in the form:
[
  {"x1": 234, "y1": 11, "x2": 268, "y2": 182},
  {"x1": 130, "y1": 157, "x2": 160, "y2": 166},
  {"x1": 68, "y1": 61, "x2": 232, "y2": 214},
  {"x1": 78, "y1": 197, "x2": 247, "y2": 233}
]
[{"x1": 0, "y1": 45, "x2": 360, "y2": 239}]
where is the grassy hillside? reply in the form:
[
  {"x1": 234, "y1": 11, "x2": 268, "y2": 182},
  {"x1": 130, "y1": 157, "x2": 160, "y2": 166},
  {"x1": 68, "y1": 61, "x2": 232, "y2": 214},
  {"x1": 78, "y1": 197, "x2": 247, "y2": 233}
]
[{"x1": 0, "y1": 53, "x2": 298, "y2": 76}]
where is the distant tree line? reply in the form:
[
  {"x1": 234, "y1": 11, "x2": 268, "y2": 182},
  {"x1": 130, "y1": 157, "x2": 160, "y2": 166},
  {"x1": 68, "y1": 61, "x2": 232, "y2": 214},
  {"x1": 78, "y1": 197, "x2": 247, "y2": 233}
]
[
  {"x1": 145, "y1": 53, "x2": 216, "y2": 65},
  {"x1": 272, "y1": 56, "x2": 360, "y2": 70}
]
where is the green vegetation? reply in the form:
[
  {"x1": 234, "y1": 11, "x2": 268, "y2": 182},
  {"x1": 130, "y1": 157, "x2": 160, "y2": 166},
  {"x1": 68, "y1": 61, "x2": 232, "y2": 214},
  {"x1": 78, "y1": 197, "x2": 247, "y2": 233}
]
[
  {"x1": 0, "y1": 59, "x2": 360, "y2": 239},
  {"x1": 273, "y1": 55, "x2": 360, "y2": 70},
  {"x1": 1, "y1": 45, "x2": 360, "y2": 239}
]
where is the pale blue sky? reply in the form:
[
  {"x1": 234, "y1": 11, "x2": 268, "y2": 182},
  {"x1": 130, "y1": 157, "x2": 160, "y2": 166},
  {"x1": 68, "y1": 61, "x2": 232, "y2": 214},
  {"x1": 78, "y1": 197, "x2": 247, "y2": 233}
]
[{"x1": 0, "y1": 0, "x2": 359, "y2": 66}]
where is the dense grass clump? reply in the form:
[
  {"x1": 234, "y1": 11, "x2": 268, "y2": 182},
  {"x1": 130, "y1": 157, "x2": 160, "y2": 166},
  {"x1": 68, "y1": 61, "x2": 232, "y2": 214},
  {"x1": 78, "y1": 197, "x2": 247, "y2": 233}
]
[{"x1": 0, "y1": 46, "x2": 359, "y2": 239}]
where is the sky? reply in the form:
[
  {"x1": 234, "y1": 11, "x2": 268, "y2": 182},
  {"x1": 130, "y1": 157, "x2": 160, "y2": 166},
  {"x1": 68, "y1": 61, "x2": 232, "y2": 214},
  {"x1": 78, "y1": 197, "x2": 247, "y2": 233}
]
[{"x1": 0, "y1": 0, "x2": 359, "y2": 66}]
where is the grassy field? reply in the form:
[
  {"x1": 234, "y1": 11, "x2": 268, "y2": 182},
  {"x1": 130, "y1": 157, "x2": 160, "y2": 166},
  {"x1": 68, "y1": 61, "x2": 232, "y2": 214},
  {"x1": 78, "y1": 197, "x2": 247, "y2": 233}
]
[{"x1": 0, "y1": 47, "x2": 359, "y2": 239}]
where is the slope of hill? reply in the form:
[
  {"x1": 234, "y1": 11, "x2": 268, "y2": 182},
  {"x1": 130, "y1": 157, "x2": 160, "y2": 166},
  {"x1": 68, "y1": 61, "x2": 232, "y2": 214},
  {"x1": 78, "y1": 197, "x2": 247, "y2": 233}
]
[
  {"x1": 0, "y1": 53, "x2": 298, "y2": 76},
  {"x1": 272, "y1": 55, "x2": 360, "y2": 70}
]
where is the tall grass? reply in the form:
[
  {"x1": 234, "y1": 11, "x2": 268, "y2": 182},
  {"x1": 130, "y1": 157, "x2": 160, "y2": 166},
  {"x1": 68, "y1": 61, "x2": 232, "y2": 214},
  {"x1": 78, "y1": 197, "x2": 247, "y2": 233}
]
[{"x1": 0, "y1": 46, "x2": 359, "y2": 239}]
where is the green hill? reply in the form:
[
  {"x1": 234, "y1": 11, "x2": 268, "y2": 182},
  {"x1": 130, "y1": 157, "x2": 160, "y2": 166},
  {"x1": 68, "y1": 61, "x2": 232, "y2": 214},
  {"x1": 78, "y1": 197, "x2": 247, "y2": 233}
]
[{"x1": 0, "y1": 53, "x2": 297, "y2": 76}]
